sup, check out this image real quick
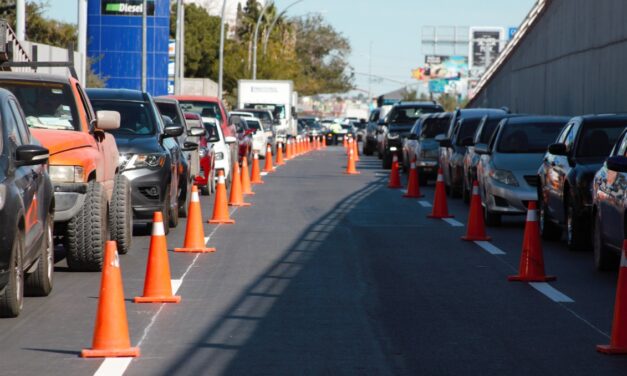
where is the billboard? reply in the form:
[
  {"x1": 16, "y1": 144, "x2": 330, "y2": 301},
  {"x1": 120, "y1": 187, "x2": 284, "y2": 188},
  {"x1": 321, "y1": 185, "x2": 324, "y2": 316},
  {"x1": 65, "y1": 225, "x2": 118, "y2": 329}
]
[
  {"x1": 101, "y1": 0, "x2": 155, "y2": 16},
  {"x1": 424, "y1": 55, "x2": 468, "y2": 79},
  {"x1": 468, "y1": 27, "x2": 504, "y2": 77}
]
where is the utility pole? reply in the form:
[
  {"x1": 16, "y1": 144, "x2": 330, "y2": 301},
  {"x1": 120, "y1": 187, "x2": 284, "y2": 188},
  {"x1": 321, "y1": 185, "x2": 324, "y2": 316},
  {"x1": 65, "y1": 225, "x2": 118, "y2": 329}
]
[
  {"x1": 218, "y1": 0, "x2": 228, "y2": 100},
  {"x1": 141, "y1": 0, "x2": 148, "y2": 92},
  {"x1": 77, "y1": 0, "x2": 88, "y2": 83},
  {"x1": 252, "y1": 1, "x2": 273, "y2": 80},
  {"x1": 174, "y1": 0, "x2": 184, "y2": 94},
  {"x1": 15, "y1": 0, "x2": 24, "y2": 41}
]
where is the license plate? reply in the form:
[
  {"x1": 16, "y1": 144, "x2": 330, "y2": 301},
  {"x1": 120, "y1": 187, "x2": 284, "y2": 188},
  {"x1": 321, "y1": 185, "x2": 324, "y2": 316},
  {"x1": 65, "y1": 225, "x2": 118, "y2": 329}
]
[{"x1": 337, "y1": 136, "x2": 343, "y2": 141}]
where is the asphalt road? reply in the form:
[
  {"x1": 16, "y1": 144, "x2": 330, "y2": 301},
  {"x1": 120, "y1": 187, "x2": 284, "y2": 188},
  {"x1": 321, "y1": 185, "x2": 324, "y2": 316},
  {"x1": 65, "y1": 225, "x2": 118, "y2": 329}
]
[{"x1": 1, "y1": 145, "x2": 627, "y2": 375}]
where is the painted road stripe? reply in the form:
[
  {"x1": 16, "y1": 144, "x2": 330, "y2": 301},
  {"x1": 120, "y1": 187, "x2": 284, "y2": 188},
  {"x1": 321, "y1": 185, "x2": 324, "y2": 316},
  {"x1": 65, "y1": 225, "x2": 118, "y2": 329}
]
[
  {"x1": 260, "y1": 172, "x2": 268, "y2": 176},
  {"x1": 442, "y1": 218, "x2": 464, "y2": 227},
  {"x1": 474, "y1": 241, "x2": 506, "y2": 255},
  {"x1": 418, "y1": 200, "x2": 432, "y2": 207},
  {"x1": 94, "y1": 358, "x2": 133, "y2": 376},
  {"x1": 529, "y1": 282, "x2": 575, "y2": 303},
  {"x1": 171, "y1": 279, "x2": 182, "y2": 294}
]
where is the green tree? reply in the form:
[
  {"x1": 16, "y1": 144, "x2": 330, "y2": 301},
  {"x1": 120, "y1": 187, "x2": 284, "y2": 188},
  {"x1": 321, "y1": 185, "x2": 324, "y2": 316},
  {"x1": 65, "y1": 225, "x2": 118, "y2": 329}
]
[{"x1": 0, "y1": 1, "x2": 77, "y2": 48}]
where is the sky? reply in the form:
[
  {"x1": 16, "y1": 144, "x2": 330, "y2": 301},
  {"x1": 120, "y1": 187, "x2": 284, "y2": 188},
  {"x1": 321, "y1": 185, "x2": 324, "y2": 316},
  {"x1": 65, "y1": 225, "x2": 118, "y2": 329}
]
[{"x1": 37, "y1": 0, "x2": 536, "y2": 96}]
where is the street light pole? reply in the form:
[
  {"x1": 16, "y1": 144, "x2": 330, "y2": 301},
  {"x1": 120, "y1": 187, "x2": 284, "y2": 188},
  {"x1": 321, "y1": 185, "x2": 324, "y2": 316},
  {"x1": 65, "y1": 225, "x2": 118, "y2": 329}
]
[
  {"x1": 218, "y1": 0, "x2": 228, "y2": 100},
  {"x1": 262, "y1": 0, "x2": 304, "y2": 57},
  {"x1": 174, "y1": 0, "x2": 184, "y2": 94},
  {"x1": 141, "y1": 0, "x2": 148, "y2": 92},
  {"x1": 252, "y1": 1, "x2": 273, "y2": 80}
]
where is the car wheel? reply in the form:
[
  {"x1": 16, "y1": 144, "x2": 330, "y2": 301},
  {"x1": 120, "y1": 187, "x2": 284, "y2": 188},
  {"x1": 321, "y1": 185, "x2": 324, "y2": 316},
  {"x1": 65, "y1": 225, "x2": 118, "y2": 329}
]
[
  {"x1": 382, "y1": 152, "x2": 392, "y2": 169},
  {"x1": 566, "y1": 199, "x2": 586, "y2": 251},
  {"x1": 594, "y1": 212, "x2": 618, "y2": 271},
  {"x1": 25, "y1": 213, "x2": 54, "y2": 296},
  {"x1": 462, "y1": 178, "x2": 470, "y2": 204},
  {"x1": 109, "y1": 174, "x2": 132, "y2": 255},
  {"x1": 0, "y1": 233, "x2": 24, "y2": 317},
  {"x1": 168, "y1": 185, "x2": 179, "y2": 229},
  {"x1": 179, "y1": 178, "x2": 191, "y2": 218},
  {"x1": 539, "y1": 196, "x2": 561, "y2": 241},
  {"x1": 161, "y1": 186, "x2": 171, "y2": 235},
  {"x1": 65, "y1": 181, "x2": 108, "y2": 272},
  {"x1": 484, "y1": 206, "x2": 501, "y2": 227},
  {"x1": 210, "y1": 169, "x2": 216, "y2": 194}
]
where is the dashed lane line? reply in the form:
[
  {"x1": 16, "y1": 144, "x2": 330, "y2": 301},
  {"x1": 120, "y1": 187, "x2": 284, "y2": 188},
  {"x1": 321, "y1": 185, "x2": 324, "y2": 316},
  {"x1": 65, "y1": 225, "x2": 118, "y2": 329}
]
[
  {"x1": 529, "y1": 282, "x2": 575, "y2": 303},
  {"x1": 442, "y1": 218, "x2": 464, "y2": 227},
  {"x1": 418, "y1": 200, "x2": 432, "y2": 208},
  {"x1": 474, "y1": 241, "x2": 506, "y2": 255}
]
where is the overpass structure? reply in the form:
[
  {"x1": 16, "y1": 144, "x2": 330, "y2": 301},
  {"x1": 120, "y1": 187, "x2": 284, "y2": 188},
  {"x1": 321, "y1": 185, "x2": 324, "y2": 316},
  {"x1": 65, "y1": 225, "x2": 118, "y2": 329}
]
[{"x1": 468, "y1": 0, "x2": 627, "y2": 116}]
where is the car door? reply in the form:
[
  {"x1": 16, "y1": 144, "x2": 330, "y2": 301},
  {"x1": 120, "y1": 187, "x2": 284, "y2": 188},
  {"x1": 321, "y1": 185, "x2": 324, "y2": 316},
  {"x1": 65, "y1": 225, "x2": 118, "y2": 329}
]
[
  {"x1": 601, "y1": 133, "x2": 627, "y2": 248},
  {"x1": 551, "y1": 121, "x2": 578, "y2": 221}
]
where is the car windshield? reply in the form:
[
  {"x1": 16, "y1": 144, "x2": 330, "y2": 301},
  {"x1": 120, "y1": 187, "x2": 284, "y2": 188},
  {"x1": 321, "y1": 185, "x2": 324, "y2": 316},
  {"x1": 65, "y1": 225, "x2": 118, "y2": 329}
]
[
  {"x1": 389, "y1": 106, "x2": 439, "y2": 124},
  {"x1": 476, "y1": 118, "x2": 504, "y2": 144},
  {"x1": 456, "y1": 118, "x2": 482, "y2": 145},
  {"x1": 202, "y1": 120, "x2": 221, "y2": 142},
  {"x1": 420, "y1": 116, "x2": 450, "y2": 139},
  {"x1": 243, "y1": 103, "x2": 286, "y2": 120},
  {"x1": 341, "y1": 124, "x2": 352, "y2": 130},
  {"x1": 91, "y1": 100, "x2": 156, "y2": 135},
  {"x1": 0, "y1": 80, "x2": 79, "y2": 131},
  {"x1": 576, "y1": 122, "x2": 626, "y2": 158},
  {"x1": 498, "y1": 122, "x2": 565, "y2": 153},
  {"x1": 246, "y1": 120, "x2": 263, "y2": 131},
  {"x1": 179, "y1": 101, "x2": 223, "y2": 122}
]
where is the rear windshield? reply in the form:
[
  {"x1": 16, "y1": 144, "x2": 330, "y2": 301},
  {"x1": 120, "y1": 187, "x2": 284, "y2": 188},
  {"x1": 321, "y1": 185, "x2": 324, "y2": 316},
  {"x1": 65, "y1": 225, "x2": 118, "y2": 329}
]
[
  {"x1": 203, "y1": 120, "x2": 221, "y2": 142},
  {"x1": 244, "y1": 103, "x2": 285, "y2": 120},
  {"x1": 179, "y1": 101, "x2": 223, "y2": 122},
  {"x1": 476, "y1": 118, "x2": 503, "y2": 144},
  {"x1": 420, "y1": 116, "x2": 450, "y2": 139},
  {"x1": 497, "y1": 122, "x2": 565, "y2": 153},
  {"x1": 91, "y1": 100, "x2": 156, "y2": 136},
  {"x1": 0, "y1": 80, "x2": 79, "y2": 131},
  {"x1": 576, "y1": 122, "x2": 626, "y2": 158},
  {"x1": 246, "y1": 120, "x2": 263, "y2": 131},
  {"x1": 389, "y1": 106, "x2": 440, "y2": 124},
  {"x1": 156, "y1": 102, "x2": 183, "y2": 127},
  {"x1": 456, "y1": 118, "x2": 482, "y2": 145}
]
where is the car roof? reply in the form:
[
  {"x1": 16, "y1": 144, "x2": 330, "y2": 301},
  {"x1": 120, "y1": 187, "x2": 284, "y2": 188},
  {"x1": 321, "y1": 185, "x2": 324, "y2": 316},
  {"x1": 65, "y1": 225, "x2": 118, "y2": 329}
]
[
  {"x1": 167, "y1": 95, "x2": 221, "y2": 103},
  {"x1": 0, "y1": 72, "x2": 70, "y2": 84},
  {"x1": 86, "y1": 88, "x2": 147, "y2": 102},
  {"x1": 154, "y1": 97, "x2": 179, "y2": 105},
  {"x1": 394, "y1": 101, "x2": 442, "y2": 108},
  {"x1": 504, "y1": 115, "x2": 571, "y2": 125},
  {"x1": 576, "y1": 114, "x2": 627, "y2": 123}
]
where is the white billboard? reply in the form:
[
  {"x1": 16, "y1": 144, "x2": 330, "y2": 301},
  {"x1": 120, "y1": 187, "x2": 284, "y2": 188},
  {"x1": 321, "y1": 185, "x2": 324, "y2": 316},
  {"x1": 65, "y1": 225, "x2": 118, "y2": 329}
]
[{"x1": 468, "y1": 27, "x2": 505, "y2": 78}]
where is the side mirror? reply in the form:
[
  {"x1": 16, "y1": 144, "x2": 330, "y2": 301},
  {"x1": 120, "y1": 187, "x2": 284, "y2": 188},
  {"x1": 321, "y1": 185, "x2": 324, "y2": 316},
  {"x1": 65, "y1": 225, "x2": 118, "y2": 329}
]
[
  {"x1": 225, "y1": 136, "x2": 237, "y2": 144},
  {"x1": 96, "y1": 110, "x2": 120, "y2": 131},
  {"x1": 438, "y1": 138, "x2": 452, "y2": 148},
  {"x1": 474, "y1": 143, "x2": 491, "y2": 155},
  {"x1": 606, "y1": 156, "x2": 627, "y2": 173},
  {"x1": 163, "y1": 124, "x2": 184, "y2": 138},
  {"x1": 188, "y1": 127, "x2": 205, "y2": 137},
  {"x1": 15, "y1": 144, "x2": 49, "y2": 166},
  {"x1": 161, "y1": 115, "x2": 174, "y2": 127},
  {"x1": 461, "y1": 137, "x2": 474, "y2": 147},
  {"x1": 182, "y1": 141, "x2": 199, "y2": 151},
  {"x1": 548, "y1": 143, "x2": 568, "y2": 156}
]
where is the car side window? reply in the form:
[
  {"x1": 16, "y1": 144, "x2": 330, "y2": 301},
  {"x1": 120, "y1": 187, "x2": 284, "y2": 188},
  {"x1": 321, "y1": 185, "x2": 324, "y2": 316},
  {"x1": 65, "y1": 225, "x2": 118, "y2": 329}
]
[
  {"x1": 617, "y1": 132, "x2": 627, "y2": 156},
  {"x1": 564, "y1": 123, "x2": 577, "y2": 152},
  {"x1": 75, "y1": 83, "x2": 95, "y2": 126},
  {"x1": 5, "y1": 103, "x2": 24, "y2": 149},
  {"x1": 556, "y1": 123, "x2": 573, "y2": 144},
  {"x1": 8, "y1": 99, "x2": 30, "y2": 144}
]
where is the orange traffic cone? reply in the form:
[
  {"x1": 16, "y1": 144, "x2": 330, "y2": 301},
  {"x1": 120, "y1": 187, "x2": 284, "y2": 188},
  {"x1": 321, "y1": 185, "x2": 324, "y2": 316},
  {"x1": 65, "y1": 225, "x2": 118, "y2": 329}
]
[
  {"x1": 276, "y1": 142, "x2": 285, "y2": 166},
  {"x1": 175, "y1": 185, "x2": 216, "y2": 253},
  {"x1": 264, "y1": 144, "x2": 274, "y2": 173},
  {"x1": 428, "y1": 168, "x2": 454, "y2": 219},
  {"x1": 135, "y1": 212, "x2": 181, "y2": 303},
  {"x1": 403, "y1": 158, "x2": 424, "y2": 198},
  {"x1": 229, "y1": 159, "x2": 251, "y2": 207},
  {"x1": 342, "y1": 136, "x2": 348, "y2": 149},
  {"x1": 508, "y1": 201, "x2": 555, "y2": 282},
  {"x1": 388, "y1": 154, "x2": 402, "y2": 189},
  {"x1": 598, "y1": 241, "x2": 627, "y2": 354},
  {"x1": 323, "y1": 136, "x2": 327, "y2": 148},
  {"x1": 251, "y1": 152, "x2": 264, "y2": 185},
  {"x1": 344, "y1": 147, "x2": 360, "y2": 175},
  {"x1": 81, "y1": 241, "x2": 140, "y2": 358},
  {"x1": 353, "y1": 138, "x2": 360, "y2": 162},
  {"x1": 209, "y1": 170, "x2": 235, "y2": 224},
  {"x1": 241, "y1": 156, "x2": 255, "y2": 196},
  {"x1": 461, "y1": 181, "x2": 490, "y2": 241}
]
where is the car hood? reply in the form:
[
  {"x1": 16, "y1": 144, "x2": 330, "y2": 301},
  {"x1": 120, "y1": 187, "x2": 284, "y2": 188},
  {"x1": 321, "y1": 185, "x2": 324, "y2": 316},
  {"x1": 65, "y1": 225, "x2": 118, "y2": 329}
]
[
  {"x1": 114, "y1": 135, "x2": 162, "y2": 154},
  {"x1": 30, "y1": 128, "x2": 93, "y2": 156},
  {"x1": 492, "y1": 152, "x2": 545, "y2": 171}
]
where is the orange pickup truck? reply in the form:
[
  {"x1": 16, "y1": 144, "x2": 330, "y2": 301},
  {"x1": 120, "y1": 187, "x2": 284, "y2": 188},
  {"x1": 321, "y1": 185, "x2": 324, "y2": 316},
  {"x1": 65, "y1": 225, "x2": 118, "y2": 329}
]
[{"x1": 0, "y1": 73, "x2": 132, "y2": 271}]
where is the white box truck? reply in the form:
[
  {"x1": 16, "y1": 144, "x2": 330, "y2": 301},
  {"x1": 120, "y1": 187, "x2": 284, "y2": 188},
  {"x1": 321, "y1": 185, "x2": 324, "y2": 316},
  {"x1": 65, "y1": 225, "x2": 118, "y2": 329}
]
[{"x1": 238, "y1": 80, "x2": 295, "y2": 142}]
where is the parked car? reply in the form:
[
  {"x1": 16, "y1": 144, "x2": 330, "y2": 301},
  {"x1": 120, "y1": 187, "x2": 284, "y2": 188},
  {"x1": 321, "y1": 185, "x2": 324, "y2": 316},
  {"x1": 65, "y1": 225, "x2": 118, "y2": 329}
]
[
  {"x1": 246, "y1": 117, "x2": 273, "y2": 157},
  {"x1": 185, "y1": 112, "x2": 215, "y2": 195},
  {"x1": 87, "y1": 88, "x2": 186, "y2": 234},
  {"x1": 475, "y1": 116, "x2": 568, "y2": 226},
  {"x1": 438, "y1": 108, "x2": 507, "y2": 197},
  {"x1": 353, "y1": 119, "x2": 368, "y2": 142},
  {"x1": 235, "y1": 108, "x2": 275, "y2": 130},
  {"x1": 324, "y1": 121, "x2": 347, "y2": 145},
  {"x1": 538, "y1": 114, "x2": 627, "y2": 250},
  {"x1": 202, "y1": 116, "x2": 236, "y2": 188},
  {"x1": 379, "y1": 101, "x2": 444, "y2": 169},
  {"x1": 0, "y1": 88, "x2": 54, "y2": 317},
  {"x1": 402, "y1": 113, "x2": 451, "y2": 183},
  {"x1": 228, "y1": 114, "x2": 254, "y2": 162},
  {"x1": 363, "y1": 109, "x2": 380, "y2": 155},
  {"x1": 0, "y1": 73, "x2": 129, "y2": 271}
]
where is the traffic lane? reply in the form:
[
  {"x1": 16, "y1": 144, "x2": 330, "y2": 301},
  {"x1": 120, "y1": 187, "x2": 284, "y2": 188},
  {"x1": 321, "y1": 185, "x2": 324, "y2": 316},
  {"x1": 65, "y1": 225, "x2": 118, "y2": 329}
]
[
  {"x1": 353, "y1": 168, "x2": 627, "y2": 374},
  {"x1": 124, "y1": 147, "x2": 395, "y2": 375},
  {"x1": 0, "y1": 192, "x2": 217, "y2": 376}
]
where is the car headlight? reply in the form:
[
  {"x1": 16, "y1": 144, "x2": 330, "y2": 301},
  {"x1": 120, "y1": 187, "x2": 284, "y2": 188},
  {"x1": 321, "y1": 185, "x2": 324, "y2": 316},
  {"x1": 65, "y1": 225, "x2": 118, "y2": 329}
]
[
  {"x1": 490, "y1": 169, "x2": 518, "y2": 186},
  {"x1": 215, "y1": 152, "x2": 224, "y2": 161},
  {"x1": 124, "y1": 154, "x2": 166, "y2": 170},
  {"x1": 49, "y1": 165, "x2": 84, "y2": 183}
]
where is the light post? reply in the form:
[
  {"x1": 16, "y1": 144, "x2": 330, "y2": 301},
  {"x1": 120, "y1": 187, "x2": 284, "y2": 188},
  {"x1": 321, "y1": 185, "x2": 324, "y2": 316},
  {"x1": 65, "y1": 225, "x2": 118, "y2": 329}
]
[
  {"x1": 252, "y1": 1, "x2": 273, "y2": 80},
  {"x1": 262, "y1": 0, "x2": 304, "y2": 57},
  {"x1": 141, "y1": 0, "x2": 147, "y2": 91},
  {"x1": 218, "y1": 0, "x2": 228, "y2": 100}
]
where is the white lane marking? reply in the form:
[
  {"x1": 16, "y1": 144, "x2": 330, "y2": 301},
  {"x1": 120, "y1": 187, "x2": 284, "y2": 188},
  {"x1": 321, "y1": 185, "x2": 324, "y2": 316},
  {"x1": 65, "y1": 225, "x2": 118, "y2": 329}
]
[
  {"x1": 260, "y1": 172, "x2": 268, "y2": 176},
  {"x1": 204, "y1": 236, "x2": 211, "y2": 245},
  {"x1": 529, "y1": 282, "x2": 574, "y2": 303},
  {"x1": 418, "y1": 200, "x2": 432, "y2": 207},
  {"x1": 93, "y1": 207, "x2": 239, "y2": 376},
  {"x1": 474, "y1": 241, "x2": 506, "y2": 255},
  {"x1": 442, "y1": 218, "x2": 464, "y2": 227}
]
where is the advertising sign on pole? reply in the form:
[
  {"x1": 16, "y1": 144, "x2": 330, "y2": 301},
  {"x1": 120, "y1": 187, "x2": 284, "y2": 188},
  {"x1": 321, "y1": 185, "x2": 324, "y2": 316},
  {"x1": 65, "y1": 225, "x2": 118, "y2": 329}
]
[
  {"x1": 424, "y1": 55, "x2": 468, "y2": 79},
  {"x1": 101, "y1": 0, "x2": 155, "y2": 16},
  {"x1": 468, "y1": 27, "x2": 504, "y2": 77}
]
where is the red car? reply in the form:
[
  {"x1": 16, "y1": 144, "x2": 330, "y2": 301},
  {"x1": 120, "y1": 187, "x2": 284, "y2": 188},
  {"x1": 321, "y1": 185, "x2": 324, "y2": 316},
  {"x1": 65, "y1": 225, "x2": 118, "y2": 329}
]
[{"x1": 185, "y1": 112, "x2": 216, "y2": 195}]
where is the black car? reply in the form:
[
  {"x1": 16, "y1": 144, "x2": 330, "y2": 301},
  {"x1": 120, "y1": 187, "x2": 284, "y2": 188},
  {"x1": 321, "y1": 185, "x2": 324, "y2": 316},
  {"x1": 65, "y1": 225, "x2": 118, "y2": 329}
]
[
  {"x1": 538, "y1": 114, "x2": 627, "y2": 251},
  {"x1": 438, "y1": 108, "x2": 507, "y2": 197},
  {"x1": 0, "y1": 88, "x2": 54, "y2": 317},
  {"x1": 363, "y1": 108, "x2": 380, "y2": 155},
  {"x1": 87, "y1": 89, "x2": 186, "y2": 233},
  {"x1": 379, "y1": 101, "x2": 444, "y2": 169}
]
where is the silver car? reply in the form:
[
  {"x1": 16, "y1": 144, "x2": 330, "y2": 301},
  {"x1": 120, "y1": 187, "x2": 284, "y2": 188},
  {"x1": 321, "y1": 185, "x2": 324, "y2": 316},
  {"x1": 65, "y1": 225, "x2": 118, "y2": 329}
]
[{"x1": 475, "y1": 116, "x2": 569, "y2": 226}]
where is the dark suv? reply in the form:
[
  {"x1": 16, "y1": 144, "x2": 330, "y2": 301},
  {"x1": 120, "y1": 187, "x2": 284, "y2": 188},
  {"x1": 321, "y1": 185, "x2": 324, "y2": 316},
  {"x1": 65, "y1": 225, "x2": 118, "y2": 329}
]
[
  {"x1": 379, "y1": 102, "x2": 444, "y2": 169},
  {"x1": 0, "y1": 88, "x2": 55, "y2": 317},
  {"x1": 87, "y1": 89, "x2": 186, "y2": 233}
]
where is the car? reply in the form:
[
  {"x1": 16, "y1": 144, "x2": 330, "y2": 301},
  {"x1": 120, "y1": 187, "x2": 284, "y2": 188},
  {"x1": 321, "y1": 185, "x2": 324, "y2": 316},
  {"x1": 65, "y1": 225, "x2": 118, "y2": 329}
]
[
  {"x1": 0, "y1": 88, "x2": 54, "y2": 317},
  {"x1": 155, "y1": 97, "x2": 204, "y2": 217},
  {"x1": 185, "y1": 112, "x2": 216, "y2": 195},
  {"x1": 538, "y1": 114, "x2": 627, "y2": 250},
  {"x1": 0, "y1": 73, "x2": 130, "y2": 271},
  {"x1": 403, "y1": 113, "x2": 451, "y2": 184},
  {"x1": 379, "y1": 101, "x2": 444, "y2": 169},
  {"x1": 202, "y1": 116, "x2": 236, "y2": 189},
  {"x1": 245, "y1": 117, "x2": 273, "y2": 158},
  {"x1": 324, "y1": 121, "x2": 347, "y2": 145},
  {"x1": 475, "y1": 116, "x2": 568, "y2": 226},
  {"x1": 87, "y1": 88, "x2": 186, "y2": 233},
  {"x1": 234, "y1": 108, "x2": 275, "y2": 130},
  {"x1": 438, "y1": 108, "x2": 508, "y2": 197},
  {"x1": 228, "y1": 114, "x2": 254, "y2": 162},
  {"x1": 353, "y1": 120, "x2": 367, "y2": 142},
  {"x1": 462, "y1": 113, "x2": 521, "y2": 203},
  {"x1": 363, "y1": 109, "x2": 380, "y2": 155}
]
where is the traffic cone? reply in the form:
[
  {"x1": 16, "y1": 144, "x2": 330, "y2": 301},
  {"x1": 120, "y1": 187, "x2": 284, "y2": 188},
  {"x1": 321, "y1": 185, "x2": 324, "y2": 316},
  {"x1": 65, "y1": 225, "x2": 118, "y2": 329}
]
[
  {"x1": 388, "y1": 154, "x2": 402, "y2": 189},
  {"x1": 209, "y1": 170, "x2": 235, "y2": 224},
  {"x1": 135, "y1": 212, "x2": 181, "y2": 303},
  {"x1": 598, "y1": 241, "x2": 627, "y2": 354},
  {"x1": 428, "y1": 168, "x2": 454, "y2": 219},
  {"x1": 251, "y1": 152, "x2": 264, "y2": 185},
  {"x1": 403, "y1": 158, "x2": 424, "y2": 198},
  {"x1": 175, "y1": 185, "x2": 216, "y2": 253},
  {"x1": 343, "y1": 137, "x2": 348, "y2": 149},
  {"x1": 461, "y1": 181, "x2": 491, "y2": 241},
  {"x1": 353, "y1": 138, "x2": 360, "y2": 162},
  {"x1": 229, "y1": 159, "x2": 251, "y2": 207},
  {"x1": 322, "y1": 136, "x2": 327, "y2": 148},
  {"x1": 81, "y1": 241, "x2": 140, "y2": 358},
  {"x1": 276, "y1": 142, "x2": 285, "y2": 166},
  {"x1": 264, "y1": 144, "x2": 274, "y2": 173},
  {"x1": 241, "y1": 156, "x2": 255, "y2": 196},
  {"x1": 344, "y1": 147, "x2": 360, "y2": 175},
  {"x1": 508, "y1": 201, "x2": 555, "y2": 282}
]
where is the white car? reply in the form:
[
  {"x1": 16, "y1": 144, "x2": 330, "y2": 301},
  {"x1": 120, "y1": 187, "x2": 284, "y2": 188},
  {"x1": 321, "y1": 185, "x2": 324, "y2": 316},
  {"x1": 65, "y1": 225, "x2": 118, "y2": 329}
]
[
  {"x1": 203, "y1": 117, "x2": 236, "y2": 186},
  {"x1": 244, "y1": 117, "x2": 273, "y2": 158}
]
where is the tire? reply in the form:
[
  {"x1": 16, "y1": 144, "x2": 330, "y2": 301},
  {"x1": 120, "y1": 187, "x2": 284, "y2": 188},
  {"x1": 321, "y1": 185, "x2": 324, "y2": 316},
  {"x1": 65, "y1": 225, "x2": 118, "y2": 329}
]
[
  {"x1": 382, "y1": 152, "x2": 392, "y2": 169},
  {"x1": 25, "y1": 213, "x2": 53, "y2": 296},
  {"x1": 209, "y1": 169, "x2": 216, "y2": 195},
  {"x1": 566, "y1": 199, "x2": 587, "y2": 251},
  {"x1": 65, "y1": 181, "x2": 108, "y2": 272},
  {"x1": 179, "y1": 178, "x2": 191, "y2": 218},
  {"x1": 167, "y1": 185, "x2": 179, "y2": 229},
  {"x1": 594, "y1": 213, "x2": 618, "y2": 271},
  {"x1": 418, "y1": 170, "x2": 428, "y2": 186},
  {"x1": 484, "y1": 207, "x2": 502, "y2": 227},
  {"x1": 0, "y1": 234, "x2": 24, "y2": 317},
  {"x1": 462, "y1": 178, "x2": 470, "y2": 204},
  {"x1": 539, "y1": 197, "x2": 561, "y2": 241},
  {"x1": 109, "y1": 174, "x2": 132, "y2": 255}
]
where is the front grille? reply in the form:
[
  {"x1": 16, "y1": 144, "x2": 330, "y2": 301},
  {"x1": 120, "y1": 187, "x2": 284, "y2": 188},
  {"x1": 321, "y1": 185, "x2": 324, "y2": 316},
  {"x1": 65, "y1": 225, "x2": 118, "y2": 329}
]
[
  {"x1": 493, "y1": 195, "x2": 509, "y2": 208},
  {"x1": 524, "y1": 175, "x2": 539, "y2": 187}
]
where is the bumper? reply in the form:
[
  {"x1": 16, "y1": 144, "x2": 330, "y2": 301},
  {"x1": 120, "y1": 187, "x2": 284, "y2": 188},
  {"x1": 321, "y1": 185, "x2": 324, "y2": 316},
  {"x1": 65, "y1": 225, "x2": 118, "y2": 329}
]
[
  {"x1": 417, "y1": 159, "x2": 438, "y2": 176},
  {"x1": 52, "y1": 183, "x2": 88, "y2": 222},
  {"x1": 122, "y1": 167, "x2": 169, "y2": 221},
  {"x1": 485, "y1": 179, "x2": 537, "y2": 215}
]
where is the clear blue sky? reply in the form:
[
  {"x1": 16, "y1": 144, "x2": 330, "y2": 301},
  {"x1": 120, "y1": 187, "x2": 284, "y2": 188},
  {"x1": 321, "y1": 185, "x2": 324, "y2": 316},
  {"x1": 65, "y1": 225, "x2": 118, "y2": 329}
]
[{"x1": 38, "y1": 0, "x2": 535, "y2": 95}]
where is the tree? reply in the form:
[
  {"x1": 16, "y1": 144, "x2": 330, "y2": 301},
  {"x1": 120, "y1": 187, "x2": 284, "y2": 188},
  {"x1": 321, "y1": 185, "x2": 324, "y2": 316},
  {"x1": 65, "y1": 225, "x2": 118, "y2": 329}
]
[{"x1": 0, "y1": 1, "x2": 77, "y2": 48}]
